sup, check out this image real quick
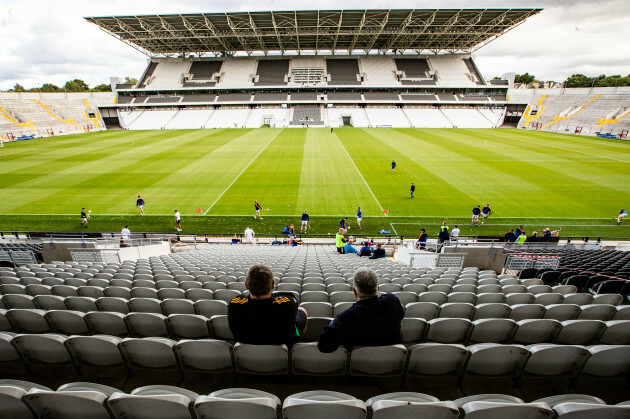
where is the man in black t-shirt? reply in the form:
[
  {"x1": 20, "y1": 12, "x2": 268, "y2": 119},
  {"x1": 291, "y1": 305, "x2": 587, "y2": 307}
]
[
  {"x1": 300, "y1": 210, "x2": 310, "y2": 233},
  {"x1": 80, "y1": 208, "x2": 88, "y2": 228},
  {"x1": 228, "y1": 264, "x2": 308, "y2": 346}
]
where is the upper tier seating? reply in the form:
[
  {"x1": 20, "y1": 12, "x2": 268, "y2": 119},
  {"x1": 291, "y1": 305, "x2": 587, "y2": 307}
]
[
  {"x1": 254, "y1": 60, "x2": 290, "y2": 86},
  {"x1": 189, "y1": 61, "x2": 222, "y2": 80},
  {"x1": 327, "y1": 59, "x2": 361, "y2": 85}
]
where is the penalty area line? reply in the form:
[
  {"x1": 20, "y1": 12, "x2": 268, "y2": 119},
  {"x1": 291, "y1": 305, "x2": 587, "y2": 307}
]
[{"x1": 203, "y1": 129, "x2": 284, "y2": 216}]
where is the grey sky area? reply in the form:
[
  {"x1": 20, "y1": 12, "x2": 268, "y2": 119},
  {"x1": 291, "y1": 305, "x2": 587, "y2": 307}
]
[{"x1": 1, "y1": 0, "x2": 628, "y2": 90}]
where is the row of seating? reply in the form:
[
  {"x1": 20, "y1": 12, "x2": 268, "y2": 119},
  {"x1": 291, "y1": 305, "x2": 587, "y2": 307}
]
[
  {"x1": 1, "y1": 332, "x2": 627, "y2": 383},
  {"x1": 2, "y1": 307, "x2": 629, "y2": 346},
  {"x1": 3, "y1": 381, "x2": 628, "y2": 419}
]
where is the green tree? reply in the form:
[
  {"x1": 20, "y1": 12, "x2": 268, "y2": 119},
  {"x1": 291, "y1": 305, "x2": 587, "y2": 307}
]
[
  {"x1": 91, "y1": 83, "x2": 112, "y2": 92},
  {"x1": 514, "y1": 73, "x2": 536, "y2": 84},
  {"x1": 9, "y1": 83, "x2": 26, "y2": 92},
  {"x1": 63, "y1": 79, "x2": 90, "y2": 92},
  {"x1": 565, "y1": 74, "x2": 593, "y2": 88},
  {"x1": 124, "y1": 77, "x2": 138, "y2": 85},
  {"x1": 40, "y1": 83, "x2": 62, "y2": 92}
]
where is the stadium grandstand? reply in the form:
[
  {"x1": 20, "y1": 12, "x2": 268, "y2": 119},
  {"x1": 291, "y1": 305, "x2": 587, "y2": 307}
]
[{"x1": 1, "y1": 8, "x2": 629, "y2": 419}]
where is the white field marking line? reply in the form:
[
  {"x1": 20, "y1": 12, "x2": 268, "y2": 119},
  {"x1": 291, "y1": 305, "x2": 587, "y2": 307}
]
[
  {"x1": 390, "y1": 223, "x2": 399, "y2": 235},
  {"x1": 502, "y1": 135, "x2": 630, "y2": 164},
  {"x1": 332, "y1": 132, "x2": 385, "y2": 215},
  {"x1": 203, "y1": 129, "x2": 284, "y2": 215}
]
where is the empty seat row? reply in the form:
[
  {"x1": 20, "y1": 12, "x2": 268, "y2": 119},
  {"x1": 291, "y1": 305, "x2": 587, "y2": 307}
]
[
  {"x1": 2, "y1": 308, "x2": 629, "y2": 345},
  {"x1": 0, "y1": 333, "x2": 627, "y2": 385},
  {"x1": 2, "y1": 381, "x2": 627, "y2": 419}
]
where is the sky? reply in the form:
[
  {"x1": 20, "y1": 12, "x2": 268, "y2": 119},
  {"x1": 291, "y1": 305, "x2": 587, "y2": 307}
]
[{"x1": 1, "y1": 0, "x2": 629, "y2": 90}]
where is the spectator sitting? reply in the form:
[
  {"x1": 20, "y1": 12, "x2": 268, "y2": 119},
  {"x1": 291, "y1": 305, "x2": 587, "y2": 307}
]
[
  {"x1": 370, "y1": 243, "x2": 386, "y2": 259},
  {"x1": 317, "y1": 267, "x2": 404, "y2": 353},
  {"x1": 504, "y1": 228, "x2": 516, "y2": 242},
  {"x1": 438, "y1": 227, "x2": 450, "y2": 244},
  {"x1": 344, "y1": 238, "x2": 358, "y2": 254},
  {"x1": 282, "y1": 225, "x2": 290, "y2": 234},
  {"x1": 359, "y1": 241, "x2": 372, "y2": 257},
  {"x1": 551, "y1": 227, "x2": 561, "y2": 237},
  {"x1": 542, "y1": 228, "x2": 552, "y2": 242},
  {"x1": 416, "y1": 229, "x2": 428, "y2": 250},
  {"x1": 526, "y1": 231, "x2": 538, "y2": 242},
  {"x1": 231, "y1": 234, "x2": 240, "y2": 244},
  {"x1": 228, "y1": 264, "x2": 308, "y2": 346},
  {"x1": 516, "y1": 233, "x2": 527, "y2": 244}
]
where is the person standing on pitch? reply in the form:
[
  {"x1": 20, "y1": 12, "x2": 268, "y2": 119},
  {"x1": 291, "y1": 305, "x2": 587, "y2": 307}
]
[
  {"x1": 300, "y1": 210, "x2": 309, "y2": 233},
  {"x1": 618, "y1": 209, "x2": 627, "y2": 225},
  {"x1": 136, "y1": 195, "x2": 145, "y2": 216},
  {"x1": 174, "y1": 209, "x2": 181, "y2": 231},
  {"x1": 410, "y1": 182, "x2": 415, "y2": 198},
  {"x1": 356, "y1": 206, "x2": 363, "y2": 230},
  {"x1": 451, "y1": 224, "x2": 460, "y2": 241},
  {"x1": 391, "y1": 160, "x2": 396, "y2": 173},
  {"x1": 340, "y1": 217, "x2": 350, "y2": 231},
  {"x1": 481, "y1": 204, "x2": 492, "y2": 224},
  {"x1": 254, "y1": 200, "x2": 263, "y2": 220},
  {"x1": 80, "y1": 207, "x2": 88, "y2": 228},
  {"x1": 472, "y1": 205, "x2": 481, "y2": 226}
]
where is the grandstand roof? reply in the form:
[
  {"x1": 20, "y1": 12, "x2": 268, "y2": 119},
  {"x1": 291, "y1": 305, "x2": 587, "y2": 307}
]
[{"x1": 86, "y1": 9, "x2": 541, "y2": 57}]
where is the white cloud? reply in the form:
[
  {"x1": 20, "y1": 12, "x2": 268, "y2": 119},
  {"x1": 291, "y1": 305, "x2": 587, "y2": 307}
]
[{"x1": 1, "y1": 0, "x2": 628, "y2": 89}]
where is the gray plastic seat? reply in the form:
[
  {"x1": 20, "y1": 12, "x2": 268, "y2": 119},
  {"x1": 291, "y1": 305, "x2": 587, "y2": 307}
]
[
  {"x1": 401, "y1": 317, "x2": 427, "y2": 344},
  {"x1": 107, "y1": 391, "x2": 193, "y2": 419},
  {"x1": 103, "y1": 286, "x2": 132, "y2": 300},
  {"x1": 2, "y1": 294, "x2": 36, "y2": 309},
  {"x1": 161, "y1": 299, "x2": 195, "y2": 315},
  {"x1": 461, "y1": 401, "x2": 553, "y2": 419},
  {"x1": 405, "y1": 302, "x2": 440, "y2": 320},
  {"x1": 234, "y1": 343, "x2": 289, "y2": 375},
  {"x1": 598, "y1": 320, "x2": 630, "y2": 345},
  {"x1": 504, "y1": 293, "x2": 535, "y2": 305},
  {"x1": 469, "y1": 319, "x2": 518, "y2": 344},
  {"x1": 65, "y1": 296, "x2": 98, "y2": 313},
  {"x1": 426, "y1": 318, "x2": 472, "y2": 344},
  {"x1": 12, "y1": 334, "x2": 74, "y2": 373},
  {"x1": 96, "y1": 297, "x2": 130, "y2": 314},
  {"x1": 464, "y1": 343, "x2": 528, "y2": 378},
  {"x1": 119, "y1": 337, "x2": 180, "y2": 379},
  {"x1": 417, "y1": 291, "x2": 448, "y2": 305},
  {"x1": 513, "y1": 319, "x2": 562, "y2": 344},
  {"x1": 555, "y1": 320, "x2": 606, "y2": 345},
  {"x1": 125, "y1": 312, "x2": 169, "y2": 338},
  {"x1": 439, "y1": 302, "x2": 475, "y2": 319},
  {"x1": 45, "y1": 310, "x2": 90, "y2": 335},
  {"x1": 6, "y1": 309, "x2": 51, "y2": 333},
  {"x1": 194, "y1": 299, "x2": 228, "y2": 318},
  {"x1": 194, "y1": 388, "x2": 280, "y2": 419},
  {"x1": 553, "y1": 402, "x2": 630, "y2": 419},
  {"x1": 33, "y1": 295, "x2": 67, "y2": 311},
  {"x1": 283, "y1": 390, "x2": 366, "y2": 419},
  {"x1": 85, "y1": 311, "x2": 129, "y2": 337},
  {"x1": 0, "y1": 385, "x2": 37, "y2": 419},
  {"x1": 348, "y1": 344, "x2": 407, "y2": 377},
  {"x1": 209, "y1": 315, "x2": 234, "y2": 340},
  {"x1": 65, "y1": 335, "x2": 125, "y2": 377},
  {"x1": 578, "y1": 304, "x2": 616, "y2": 321},
  {"x1": 167, "y1": 314, "x2": 211, "y2": 339},
  {"x1": 579, "y1": 345, "x2": 630, "y2": 378},
  {"x1": 454, "y1": 393, "x2": 524, "y2": 407},
  {"x1": 534, "y1": 293, "x2": 563, "y2": 305},
  {"x1": 473, "y1": 303, "x2": 511, "y2": 320},
  {"x1": 298, "y1": 302, "x2": 332, "y2": 317},
  {"x1": 292, "y1": 342, "x2": 347, "y2": 376},
  {"x1": 366, "y1": 393, "x2": 459, "y2": 419},
  {"x1": 522, "y1": 344, "x2": 590, "y2": 379},
  {"x1": 128, "y1": 298, "x2": 163, "y2": 314},
  {"x1": 509, "y1": 304, "x2": 546, "y2": 321},
  {"x1": 543, "y1": 304, "x2": 580, "y2": 321},
  {"x1": 175, "y1": 339, "x2": 233, "y2": 376}
]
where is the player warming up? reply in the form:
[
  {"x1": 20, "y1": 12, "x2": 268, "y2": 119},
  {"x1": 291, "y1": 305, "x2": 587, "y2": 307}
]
[
  {"x1": 300, "y1": 210, "x2": 309, "y2": 233},
  {"x1": 618, "y1": 209, "x2": 627, "y2": 225},
  {"x1": 340, "y1": 217, "x2": 350, "y2": 231},
  {"x1": 80, "y1": 208, "x2": 88, "y2": 228},
  {"x1": 356, "y1": 206, "x2": 363, "y2": 230},
  {"x1": 472, "y1": 205, "x2": 481, "y2": 226},
  {"x1": 136, "y1": 195, "x2": 145, "y2": 215},
  {"x1": 254, "y1": 200, "x2": 263, "y2": 220},
  {"x1": 391, "y1": 160, "x2": 396, "y2": 173},
  {"x1": 410, "y1": 182, "x2": 415, "y2": 199},
  {"x1": 481, "y1": 204, "x2": 492, "y2": 224},
  {"x1": 174, "y1": 209, "x2": 181, "y2": 231}
]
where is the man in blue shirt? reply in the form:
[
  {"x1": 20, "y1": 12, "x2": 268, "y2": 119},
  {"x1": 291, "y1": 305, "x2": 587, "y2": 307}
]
[
  {"x1": 340, "y1": 217, "x2": 349, "y2": 230},
  {"x1": 300, "y1": 210, "x2": 309, "y2": 233},
  {"x1": 254, "y1": 200, "x2": 263, "y2": 220},
  {"x1": 391, "y1": 160, "x2": 396, "y2": 173},
  {"x1": 618, "y1": 209, "x2": 627, "y2": 225},
  {"x1": 515, "y1": 225, "x2": 524, "y2": 239},
  {"x1": 410, "y1": 182, "x2": 415, "y2": 198},
  {"x1": 356, "y1": 207, "x2": 363, "y2": 230},
  {"x1": 481, "y1": 204, "x2": 492, "y2": 224},
  {"x1": 318, "y1": 267, "x2": 404, "y2": 352},
  {"x1": 471, "y1": 205, "x2": 481, "y2": 226},
  {"x1": 136, "y1": 195, "x2": 145, "y2": 216}
]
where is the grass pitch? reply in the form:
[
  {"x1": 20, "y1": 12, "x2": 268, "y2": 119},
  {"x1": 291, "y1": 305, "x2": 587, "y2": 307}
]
[{"x1": 0, "y1": 127, "x2": 628, "y2": 238}]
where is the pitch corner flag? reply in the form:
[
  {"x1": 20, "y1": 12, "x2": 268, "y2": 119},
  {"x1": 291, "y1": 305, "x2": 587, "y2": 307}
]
[
  {"x1": 383, "y1": 209, "x2": 389, "y2": 215},
  {"x1": 196, "y1": 208, "x2": 202, "y2": 214}
]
